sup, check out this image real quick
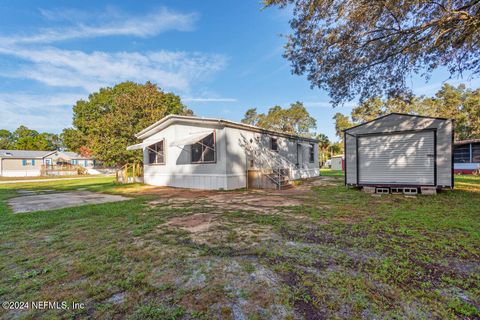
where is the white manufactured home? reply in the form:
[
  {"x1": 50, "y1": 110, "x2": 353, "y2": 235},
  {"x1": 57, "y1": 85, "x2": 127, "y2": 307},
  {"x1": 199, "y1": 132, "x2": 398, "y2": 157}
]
[
  {"x1": 127, "y1": 115, "x2": 320, "y2": 190},
  {"x1": 344, "y1": 113, "x2": 453, "y2": 191}
]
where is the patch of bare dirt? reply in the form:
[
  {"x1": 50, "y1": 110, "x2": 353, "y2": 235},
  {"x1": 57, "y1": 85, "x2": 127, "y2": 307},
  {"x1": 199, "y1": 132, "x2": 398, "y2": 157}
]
[
  {"x1": 165, "y1": 213, "x2": 217, "y2": 233},
  {"x1": 147, "y1": 189, "x2": 305, "y2": 214},
  {"x1": 310, "y1": 176, "x2": 341, "y2": 187},
  {"x1": 147, "y1": 257, "x2": 294, "y2": 319}
]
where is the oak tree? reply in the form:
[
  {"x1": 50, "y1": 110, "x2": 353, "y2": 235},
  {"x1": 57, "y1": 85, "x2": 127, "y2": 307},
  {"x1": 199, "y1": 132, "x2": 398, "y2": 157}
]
[
  {"x1": 63, "y1": 81, "x2": 192, "y2": 166},
  {"x1": 241, "y1": 102, "x2": 317, "y2": 136},
  {"x1": 265, "y1": 0, "x2": 480, "y2": 105}
]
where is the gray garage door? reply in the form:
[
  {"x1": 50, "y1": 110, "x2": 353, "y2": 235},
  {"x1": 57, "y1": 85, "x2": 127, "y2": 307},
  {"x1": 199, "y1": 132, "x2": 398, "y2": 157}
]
[{"x1": 358, "y1": 131, "x2": 435, "y2": 185}]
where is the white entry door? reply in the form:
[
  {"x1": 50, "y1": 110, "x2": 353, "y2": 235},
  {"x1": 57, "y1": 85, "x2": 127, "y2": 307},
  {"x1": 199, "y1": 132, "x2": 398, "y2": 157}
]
[{"x1": 358, "y1": 131, "x2": 435, "y2": 185}]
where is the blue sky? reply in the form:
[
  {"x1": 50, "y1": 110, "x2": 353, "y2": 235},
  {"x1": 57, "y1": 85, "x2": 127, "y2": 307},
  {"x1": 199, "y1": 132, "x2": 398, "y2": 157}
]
[{"x1": 1, "y1": 1, "x2": 479, "y2": 141}]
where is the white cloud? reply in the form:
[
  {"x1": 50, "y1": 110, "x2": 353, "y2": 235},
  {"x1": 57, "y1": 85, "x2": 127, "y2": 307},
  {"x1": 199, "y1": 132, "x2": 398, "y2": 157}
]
[
  {"x1": 0, "y1": 6, "x2": 231, "y2": 132},
  {"x1": 0, "y1": 93, "x2": 84, "y2": 132},
  {"x1": 0, "y1": 45, "x2": 227, "y2": 93},
  {"x1": 1, "y1": 7, "x2": 197, "y2": 45}
]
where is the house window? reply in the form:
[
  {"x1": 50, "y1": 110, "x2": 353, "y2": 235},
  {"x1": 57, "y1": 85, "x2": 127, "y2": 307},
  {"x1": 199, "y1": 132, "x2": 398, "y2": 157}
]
[
  {"x1": 191, "y1": 133, "x2": 215, "y2": 163},
  {"x1": 148, "y1": 140, "x2": 165, "y2": 165},
  {"x1": 454, "y1": 145, "x2": 470, "y2": 163},
  {"x1": 309, "y1": 144, "x2": 315, "y2": 163},
  {"x1": 22, "y1": 159, "x2": 27, "y2": 166},
  {"x1": 473, "y1": 143, "x2": 480, "y2": 163},
  {"x1": 32, "y1": 159, "x2": 35, "y2": 166},
  {"x1": 270, "y1": 137, "x2": 278, "y2": 151}
]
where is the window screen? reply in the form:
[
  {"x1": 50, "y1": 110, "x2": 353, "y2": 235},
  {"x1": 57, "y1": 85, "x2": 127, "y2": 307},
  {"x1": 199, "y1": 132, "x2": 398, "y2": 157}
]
[
  {"x1": 148, "y1": 140, "x2": 165, "y2": 164},
  {"x1": 472, "y1": 143, "x2": 480, "y2": 163},
  {"x1": 191, "y1": 133, "x2": 215, "y2": 163},
  {"x1": 309, "y1": 144, "x2": 315, "y2": 163},
  {"x1": 454, "y1": 145, "x2": 470, "y2": 163},
  {"x1": 271, "y1": 138, "x2": 278, "y2": 151}
]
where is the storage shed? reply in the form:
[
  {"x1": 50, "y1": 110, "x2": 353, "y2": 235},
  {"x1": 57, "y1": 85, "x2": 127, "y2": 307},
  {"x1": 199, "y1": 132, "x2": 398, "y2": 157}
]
[
  {"x1": 344, "y1": 113, "x2": 453, "y2": 191},
  {"x1": 330, "y1": 155, "x2": 344, "y2": 171}
]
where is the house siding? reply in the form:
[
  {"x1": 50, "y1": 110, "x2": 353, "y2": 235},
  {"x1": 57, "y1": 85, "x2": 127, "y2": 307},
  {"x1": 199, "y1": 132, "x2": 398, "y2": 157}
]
[
  {"x1": 143, "y1": 123, "x2": 229, "y2": 189},
  {"x1": 140, "y1": 121, "x2": 319, "y2": 190},
  {"x1": 0, "y1": 158, "x2": 43, "y2": 177}
]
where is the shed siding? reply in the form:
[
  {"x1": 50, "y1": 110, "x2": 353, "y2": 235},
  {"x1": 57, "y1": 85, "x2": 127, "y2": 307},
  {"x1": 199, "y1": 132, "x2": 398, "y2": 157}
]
[
  {"x1": 358, "y1": 131, "x2": 435, "y2": 185},
  {"x1": 345, "y1": 134, "x2": 357, "y2": 185},
  {"x1": 345, "y1": 114, "x2": 452, "y2": 187}
]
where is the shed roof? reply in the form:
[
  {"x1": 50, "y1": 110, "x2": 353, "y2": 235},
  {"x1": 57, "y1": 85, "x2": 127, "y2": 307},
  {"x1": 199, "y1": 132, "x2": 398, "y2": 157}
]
[
  {"x1": 136, "y1": 115, "x2": 319, "y2": 143},
  {"x1": 455, "y1": 139, "x2": 480, "y2": 145},
  {"x1": 344, "y1": 113, "x2": 449, "y2": 132},
  {"x1": 0, "y1": 149, "x2": 55, "y2": 159}
]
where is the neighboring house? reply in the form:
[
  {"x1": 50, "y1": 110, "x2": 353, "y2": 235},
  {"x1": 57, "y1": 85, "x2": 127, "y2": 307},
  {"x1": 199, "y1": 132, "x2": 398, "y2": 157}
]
[
  {"x1": 0, "y1": 150, "x2": 55, "y2": 177},
  {"x1": 45, "y1": 151, "x2": 96, "y2": 168},
  {"x1": 330, "y1": 155, "x2": 344, "y2": 171},
  {"x1": 453, "y1": 139, "x2": 480, "y2": 174},
  {"x1": 344, "y1": 113, "x2": 453, "y2": 191},
  {"x1": 127, "y1": 115, "x2": 320, "y2": 190},
  {"x1": 0, "y1": 149, "x2": 97, "y2": 177}
]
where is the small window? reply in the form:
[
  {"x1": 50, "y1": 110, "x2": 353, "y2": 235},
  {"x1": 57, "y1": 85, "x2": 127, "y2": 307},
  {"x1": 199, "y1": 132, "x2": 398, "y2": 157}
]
[
  {"x1": 22, "y1": 159, "x2": 27, "y2": 166},
  {"x1": 309, "y1": 144, "x2": 315, "y2": 163},
  {"x1": 191, "y1": 133, "x2": 215, "y2": 163},
  {"x1": 148, "y1": 140, "x2": 165, "y2": 165},
  {"x1": 473, "y1": 143, "x2": 480, "y2": 163},
  {"x1": 270, "y1": 137, "x2": 278, "y2": 151},
  {"x1": 32, "y1": 159, "x2": 35, "y2": 166},
  {"x1": 454, "y1": 145, "x2": 470, "y2": 163}
]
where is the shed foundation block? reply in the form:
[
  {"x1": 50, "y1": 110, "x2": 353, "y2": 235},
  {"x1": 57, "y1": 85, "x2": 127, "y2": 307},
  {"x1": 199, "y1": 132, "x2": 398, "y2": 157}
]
[
  {"x1": 362, "y1": 186, "x2": 376, "y2": 194},
  {"x1": 421, "y1": 187, "x2": 437, "y2": 195}
]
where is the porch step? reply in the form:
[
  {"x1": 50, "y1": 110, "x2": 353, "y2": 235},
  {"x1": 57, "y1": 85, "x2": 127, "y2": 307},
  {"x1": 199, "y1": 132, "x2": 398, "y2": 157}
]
[
  {"x1": 281, "y1": 183, "x2": 294, "y2": 190},
  {"x1": 264, "y1": 168, "x2": 291, "y2": 190}
]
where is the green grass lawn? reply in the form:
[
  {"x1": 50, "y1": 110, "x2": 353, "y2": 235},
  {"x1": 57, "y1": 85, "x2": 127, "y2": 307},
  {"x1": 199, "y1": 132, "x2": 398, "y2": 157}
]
[{"x1": 0, "y1": 175, "x2": 478, "y2": 319}]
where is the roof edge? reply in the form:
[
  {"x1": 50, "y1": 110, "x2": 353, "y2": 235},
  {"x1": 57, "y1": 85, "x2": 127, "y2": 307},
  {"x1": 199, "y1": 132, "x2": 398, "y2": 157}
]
[
  {"x1": 344, "y1": 112, "x2": 450, "y2": 132},
  {"x1": 136, "y1": 115, "x2": 320, "y2": 143}
]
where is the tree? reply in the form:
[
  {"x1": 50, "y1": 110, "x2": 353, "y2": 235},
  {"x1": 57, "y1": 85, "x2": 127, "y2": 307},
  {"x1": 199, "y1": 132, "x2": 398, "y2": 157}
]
[
  {"x1": 0, "y1": 130, "x2": 12, "y2": 149},
  {"x1": 265, "y1": 0, "x2": 480, "y2": 105},
  {"x1": 64, "y1": 81, "x2": 192, "y2": 166},
  {"x1": 316, "y1": 133, "x2": 330, "y2": 165},
  {"x1": 348, "y1": 83, "x2": 480, "y2": 139},
  {"x1": 243, "y1": 102, "x2": 317, "y2": 136},
  {"x1": 241, "y1": 108, "x2": 258, "y2": 125},
  {"x1": 12, "y1": 125, "x2": 38, "y2": 141},
  {"x1": 61, "y1": 128, "x2": 87, "y2": 153},
  {"x1": 333, "y1": 113, "x2": 353, "y2": 140},
  {"x1": 0, "y1": 126, "x2": 62, "y2": 151},
  {"x1": 41, "y1": 133, "x2": 63, "y2": 150},
  {"x1": 14, "y1": 135, "x2": 49, "y2": 150}
]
